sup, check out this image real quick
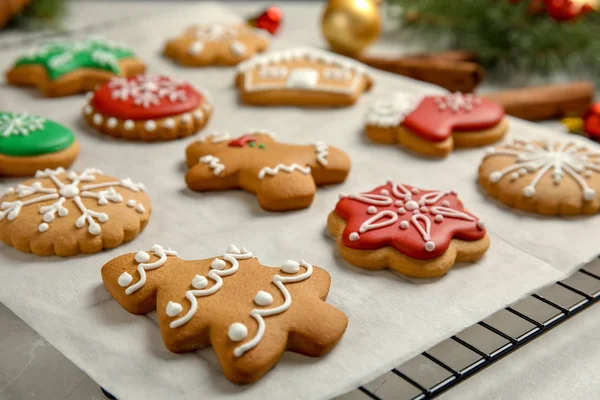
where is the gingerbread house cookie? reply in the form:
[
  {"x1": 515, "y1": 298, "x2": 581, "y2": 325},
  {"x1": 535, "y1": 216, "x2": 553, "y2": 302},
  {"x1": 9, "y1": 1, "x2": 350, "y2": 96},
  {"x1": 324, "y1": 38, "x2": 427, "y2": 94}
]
[
  {"x1": 164, "y1": 23, "x2": 269, "y2": 67},
  {"x1": 365, "y1": 92, "x2": 508, "y2": 157},
  {"x1": 6, "y1": 38, "x2": 146, "y2": 97},
  {"x1": 235, "y1": 48, "x2": 373, "y2": 107},
  {"x1": 82, "y1": 74, "x2": 213, "y2": 141}
]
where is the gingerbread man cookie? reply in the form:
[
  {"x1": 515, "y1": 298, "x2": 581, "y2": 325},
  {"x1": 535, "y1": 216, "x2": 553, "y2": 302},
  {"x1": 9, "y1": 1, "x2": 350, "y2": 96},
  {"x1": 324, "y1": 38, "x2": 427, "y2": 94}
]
[
  {"x1": 82, "y1": 74, "x2": 213, "y2": 141},
  {"x1": 328, "y1": 181, "x2": 489, "y2": 278},
  {"x1": 0, "y1": 112, "x2": 79, "y2": 176},
  {"x1": 101, "y1": 244, "x2": 348, "y2": 384},
  {"x1": 185, "y1": 131, "x2": 351, "y2": 211},
  {"x1": 365, "y1": 92, "x2": 508, "y2": 157},
  {"x1": 479, "y1": 139, "x2": 600, "y2": 216},
  {"x1": 0, "y1": 168, "x2": 150, "y2": 256},
  {"x1": 6, "y1": 38, "x2": 146, "y2": 97},
  {"x1": 164, "y1": 23, "x2": 269, "y2": 67},
  {"x1": 235, "y1": 48, "x2": 373, "y2": 107}
]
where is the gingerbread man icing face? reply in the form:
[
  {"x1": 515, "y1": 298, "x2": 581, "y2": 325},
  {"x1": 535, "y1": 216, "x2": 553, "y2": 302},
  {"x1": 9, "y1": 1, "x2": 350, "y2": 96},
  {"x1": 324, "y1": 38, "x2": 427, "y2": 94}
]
[
  {"x1": 365, "y1": 92, "x2": 508, "y2": 157},
  {"x1": 185, "y1": 131, "x2": 351, "y2": 211},
  {"x1": 101, "y1": 244, "x2": 348, "y2": 384},
  {"x1": 328, "y1": 181, "x2": 490, "y2": 278}
]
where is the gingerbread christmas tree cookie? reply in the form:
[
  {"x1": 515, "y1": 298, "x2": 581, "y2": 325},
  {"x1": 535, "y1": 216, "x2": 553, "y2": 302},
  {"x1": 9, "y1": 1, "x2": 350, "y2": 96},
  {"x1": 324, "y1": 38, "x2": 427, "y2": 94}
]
[
  {"x1": 235, "y1": 48, "x2": 373, "y2": 107},
  {"x1": 83, "y1": 74, "x2": 213, "y2": 141},
  {"x1": 101, "y1": 244, "x2": 348, "y2": 384},
  {"x1": 164, "y1": 23, "x2": 269, "y2": 67},
  {"x1": 0, "y1": 168, "x2": 150, "y2": 256},
  {"x1": 6, "y1": 38, "x2": 146, "y2": 97},
  {"x1": 328, "y1": 181, "x2": 490, "y2": 278},
  {"x1": 479, "y1": 139, "x2": 600, "y2": 216},
  {"x1": 365, "y1": 92, "x2": 508, "y2": 157},
  {"x1": 0, "y1": 112, "x2": 79, "y2": 176},
  {"x1": 185, "y1": 131, "x2": 351, "y2": 211}
]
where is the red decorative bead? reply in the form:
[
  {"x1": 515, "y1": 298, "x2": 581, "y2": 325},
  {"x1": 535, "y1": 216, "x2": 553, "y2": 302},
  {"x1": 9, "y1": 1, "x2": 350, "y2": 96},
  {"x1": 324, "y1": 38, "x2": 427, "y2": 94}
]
[
  {"x1": 544, "y1": 0, "x2": 583, "y2": 21},
  {"x1": 583, "y1": 103, "x2": 600, "y2": 141},
  {"x1": 247, "y1": 6, "x2": 283, "y2": 35}
]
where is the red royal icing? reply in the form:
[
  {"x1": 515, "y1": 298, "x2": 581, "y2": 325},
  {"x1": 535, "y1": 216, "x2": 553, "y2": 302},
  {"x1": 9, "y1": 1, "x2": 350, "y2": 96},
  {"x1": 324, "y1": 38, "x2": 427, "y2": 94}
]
[
  {"x1": 91, "y1": 75, "x2": 203, "y2": 120},
  {"x1": 335, "y1": 181, "x2": 486, "y2": 260},
  {"x1": 403, "y1": 93, "x2": 505, "y2": 142},
  {"x1": 228, "y1": 135, "x2": 257, "y2": 147}
]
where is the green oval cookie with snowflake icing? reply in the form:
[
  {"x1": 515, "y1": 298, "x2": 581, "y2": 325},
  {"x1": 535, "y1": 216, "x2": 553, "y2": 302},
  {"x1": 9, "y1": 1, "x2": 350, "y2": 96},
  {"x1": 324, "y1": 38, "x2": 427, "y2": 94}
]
[
  {"x1": 14, "y1": 38, "x2": 134, "y2": 81},
  {"x1": 0, "y1": 112, "x2": 75, "y2": 157}
]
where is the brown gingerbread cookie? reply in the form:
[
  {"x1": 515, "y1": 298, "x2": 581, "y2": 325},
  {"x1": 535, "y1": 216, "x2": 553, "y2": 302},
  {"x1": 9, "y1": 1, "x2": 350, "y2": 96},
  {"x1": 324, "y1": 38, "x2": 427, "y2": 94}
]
[
  {"x1": 479, "y1": 139, "x2": 600, "y2": 216},
  {"x1": 328, "y1": 181, "x2": 490, "y2": 278},
  {"x1": 6, "y1": 38, "x2": 145, "y2": 97},
  {"x1": 235, "y1": 48, "x2": 373, "y2": 107},
  {"x1": 0, "y1": 167, "x2": 150, "y2": 256},
  {"x1": 365, "y1": 92, "x2": 508, "y2": 157},
  {"x1": 101, "y1": 244, "x2": 348, "y2": 384},
  {"x1": 164, "y1": 23, "x2": 269, "y2": 67},
  {"x1": 185, "y1": 131, "x2": 351, "y2": 211}
]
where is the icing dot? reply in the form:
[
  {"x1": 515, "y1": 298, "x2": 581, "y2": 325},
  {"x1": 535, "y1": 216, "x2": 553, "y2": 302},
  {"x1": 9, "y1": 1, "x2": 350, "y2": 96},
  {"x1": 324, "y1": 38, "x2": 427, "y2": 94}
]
[
  {"x1": 97, "y1": 213, "x2": 109, "y2": 223},
  {"x1": 59, "y1": 184, "x2": 79, "y2": 198},
  {"x1": 127, "y1": 199, "x2": 136, "y2": 207},
  {"x1": 282, "y1": 260, "x2": 300, "y2": 274},
  {"x1": 425, "y1": 241, "x2": 436, "y2": 252},
  {"x1": 477, "y1": 220, "x2": 485, "y2": 229},
  {"x1": 118, "y1": 272, "x2": 132, "y2": 287},
  {"x1": 254, "y1": 290, "x2": 273, "y2": 306},
  {"x1": 181, "y1": 113, "x2": 192, "y2": 123},
  {"x1": 93, "y1": 114, "x2": 103, "y2": 126},
  {"x1": 166, "y1": 301, "x2": 183, "y2": 317},
  {"x1": 411, "y1": 188, "x2": 420, "y2": 195},
  {"x1": 135, "y1": 203, "x2": 145, "y2": 213},
  {"x1": 434, "y1": 215, "x2": 443, "y2": 223},
  {"x1": 523, "y1": 186, "x2": 536, "y2": 198},
  {"x1": 418, "y1": 200, "x2": 425, "y2": 206},
  {"x1": 584, "y1": 170, "x2": 593, "y2": 178},
  {"x1": 510, "y1": 172, "x2": 519, "y2": 181},
  {"x1": 405, "y1": 200, "x2": 419, "y2": 211},
  {"x1": 367, "y1": 206, "x2": 377, "y2": 214},
  {"x1": 584, "y1": 188, "x2": 596, "y2": 201},
  {"x1": 135, "y1": 251, "x2": 150, "y2": 263},
  {"x1": 228, "y1": 322, "x2": 248, "y2": 342},
  {"x1": 43, "y1": 213, "x2": 54, "y2": 222},
  {"x1": 413, "y1": 210, "x2": 420, "y2": 215},
  {"x1": 88, "y1": 223, "x2": 101, "y2": 235},
  {"x1": 85, "y1": 92, "x2": 94, "y2": 101},
  {"x1": 399, "y1": 221, "x2": 409, "y2": 229},
  {"x1": 211, "y1": 258, "x2": 227, "y2": 270},
  {"x1": 441, "y1": 200, "x2": 450, "y2": 207},
  {"x1": 349, "y1": 232, "x2": 360, "y2": 241},
  {"x1": 124, "y1": 120, "x2": 135, "y2": 131},
  {"x1": 489, "y1": 171, "x2": 502, "y2": 183},
  {"x1": 84, "y1": 105, "x2": 93, "y2": 115},
  {"x1": 193, "y1": 110, "x2": 202, "y2": 120},
  {"x1": 164, "y1": 118, "x2": 176, "y2": 129},
  {"x1": 395, "y1": 200, "x2": 403, "y2": 207},
  {"x1": 397, "y1": 208, "x2": 406, "y2": 214},
  {"x1": 189, "y1": 41, "x2": 204, "y2": 55},
  {"x1": 191, "y1": 274, "x2": 208, "y2": 289},
  {"x1": 420, "y1": 206, "x2": 428, "y2": 213},
  {"x1": 230, "y1": 40, "x2": 247, "y2": 56},
  {"x1": 145, "y1": 120, "x2": 157, "y2": 132},
  {"x1": 38, "y1": 223, "x2": 49, "y2": 232},
  {"x1": 107, "y1": 117, "x2": 118, "y2": 129},
  {"x1": 380, "y1": 189, "x2": 390, "y2": 196}
]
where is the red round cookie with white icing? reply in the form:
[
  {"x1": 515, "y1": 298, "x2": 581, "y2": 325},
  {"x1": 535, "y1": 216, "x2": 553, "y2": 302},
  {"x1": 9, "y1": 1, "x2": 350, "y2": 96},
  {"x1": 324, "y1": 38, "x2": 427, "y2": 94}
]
[
  {"x1": 83, "y1": 74, "x2": 213, "y2": 141},
  {"x1": 327, "y1": 181, "x2": 490, "y2": 278}
]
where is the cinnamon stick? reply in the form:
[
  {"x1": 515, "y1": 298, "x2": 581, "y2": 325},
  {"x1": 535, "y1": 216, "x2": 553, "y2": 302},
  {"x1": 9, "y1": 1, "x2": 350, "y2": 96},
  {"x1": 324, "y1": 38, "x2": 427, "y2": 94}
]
[
  {"x1": 482, "y1": 81, "x2": 594, "y2": 121},
  {"x1": 401, "y1": 50, "x2": 478, "y2": 63}
]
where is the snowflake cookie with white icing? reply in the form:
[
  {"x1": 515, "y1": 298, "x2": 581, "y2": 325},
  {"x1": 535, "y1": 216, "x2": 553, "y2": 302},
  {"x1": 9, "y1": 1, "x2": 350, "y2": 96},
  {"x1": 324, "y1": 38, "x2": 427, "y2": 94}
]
[
  {"x1": 235, "y1": 47, "x2": 374, "y2": 107},
  {"x1": 163, "y1": 23, "x2": 269, "y2": 67},
  {"x1": 328, "y1": 181, "x2": 490, "y2": 278},
  {"x1": 0, "y1": 112, "x2": 79, "y2": 177},
  {"x1": 479, "y1": 139, "x2": 600, "y2": 216},
  {"x1": 365, "y1": 92, "x2": 508, "y2": 157},
  {"x1": 185, "y1": 130, "x2": 351, "y2": 211},
  {"x1": 6, "y1": 37, "x2": 146, "y2": 97},
  {"x1": 101, "y1": 244, "x2": 348, "y2": 384},
  {"x1": 0, "y1": 168, "x2": 150, "y2": 256},
  {"x1": 82, "y1": 74, "x2": 213, "y2": 141}
]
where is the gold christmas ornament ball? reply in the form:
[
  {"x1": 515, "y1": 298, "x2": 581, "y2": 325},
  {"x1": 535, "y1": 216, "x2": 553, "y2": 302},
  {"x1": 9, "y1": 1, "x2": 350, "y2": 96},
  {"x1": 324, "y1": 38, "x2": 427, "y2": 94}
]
[{"x1": 321, "y1": 0, "x2": 382, "y2": 57}]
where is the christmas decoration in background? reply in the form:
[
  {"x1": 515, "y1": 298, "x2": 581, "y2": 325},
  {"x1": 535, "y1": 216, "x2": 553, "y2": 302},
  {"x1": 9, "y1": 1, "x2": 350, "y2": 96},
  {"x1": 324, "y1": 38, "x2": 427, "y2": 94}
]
[
  {"x1": 562, "y1": 103, "x2": 600, "y2": 142},
  {"x1": 246, "y1": 6, "x2": 283, "y2": 35},
  {"x1": 0, "y1": 0, "x2": 66, "y2": 30}
]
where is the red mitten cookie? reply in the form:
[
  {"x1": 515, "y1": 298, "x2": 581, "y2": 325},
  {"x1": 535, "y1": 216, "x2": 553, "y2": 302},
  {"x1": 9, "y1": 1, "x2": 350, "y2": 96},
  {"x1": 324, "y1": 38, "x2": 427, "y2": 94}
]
[
  {"x1": 328, "y1": 181, "x2": 490, "y2": 278},
  {"x1": 101, "y1": 244, "x2": 348, "y2": 384},
  {"x1": 365, "y1": 92, "x2": 508, "y2": 157},
  {"x1": 83, "y1": 74, "x2": 212, "y2": 141}
]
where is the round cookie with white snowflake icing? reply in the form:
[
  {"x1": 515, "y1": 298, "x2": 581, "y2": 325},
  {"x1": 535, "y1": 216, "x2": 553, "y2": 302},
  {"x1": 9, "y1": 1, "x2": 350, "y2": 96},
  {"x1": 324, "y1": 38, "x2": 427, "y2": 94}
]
[
  {"x1": 479, "y1": 139, "x2": 600, "y2": 216},
  {"x1": 6, "y1": 38, "x2": 146, "y2": 97},
  {"x1": 0, "y1": 112, "x2": 79, "y2": 177},
  {"x1": 164, "y1": 23, "x2": 269, "y2": 67},
  {"x1": 0, "y1": 168, "x2": 151, "y2": 256},
  {"x1": 83, "y1": 74, "x2": 213, "y2": 141},
  {"x1": 327, "y1": 181, "x2": 490, "y2": 278}
]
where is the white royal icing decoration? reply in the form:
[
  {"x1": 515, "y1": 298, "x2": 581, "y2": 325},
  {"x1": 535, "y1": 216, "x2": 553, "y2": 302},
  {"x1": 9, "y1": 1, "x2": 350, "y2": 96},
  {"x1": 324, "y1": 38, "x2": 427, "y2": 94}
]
[
  {"x1": 230, "y1": 40, "x2": 247, "y2": 56},
  {"x1": 286, "y1": 68, "x2": 319, "y2": 89},
  {"x1": 228, "y1": 322, "x2": 248, "y2": 341},
  {"x1": 199, "y1": 155, "x2": 225, "y2": 175},
  {"x1": 124, "y1": 120, "x2": 135, "y2": 130},
  {"x1": 434, "y1": 92, "x2": 482, "y2": 113},
  {"x1": 259, "y1": 66, "x2": 288, "y2": 79},
  {"x1": 323, "y1": 68, "x2": 351, "y2": 81},
  {"x1": 365, "y1": 93, "x2": 422, "y2": 128},
  {"x1": 166, "y1": 301, "x2": 183, "y2": 317},
  {"x1": 0, "y1": 168, "x2": 145, "y2": 235},
  {"x1": 254, "y1": 290, "x2": 273, "y2": 306},
  {"x1": 108, "y1": 75, "x2": 188, "y2": 108},
  {"x1": 107, "y1": 117, "x2": 118, "y2": 128},
  {"x1": 258, "y1": 163, "x2": 311, "y2": 179},
  {"x1": 169, "y1": 246, "x2": 254, "y2": 329},
  {"x1": 0, "y1": 113, "x2": 45, "y2": 137},
  {"x1": 311, "y1": 141, "x2": 329, "y2": 167},
  {"x1": 187, "y1": 23, "x2": 240, "y2": 56},
  {"x1": 484, "y1": 139, "x2": 600, "y2": 201},
  {"x1": 119, "y1": 244, "x2": 177, "y2": 295},
  {"x1": 232, "y1": 260, "x2": 313, "y2": 357}
]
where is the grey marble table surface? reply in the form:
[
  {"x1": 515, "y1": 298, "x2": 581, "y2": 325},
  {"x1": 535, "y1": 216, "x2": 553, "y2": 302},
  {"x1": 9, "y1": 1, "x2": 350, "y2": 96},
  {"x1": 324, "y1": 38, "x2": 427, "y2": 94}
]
[{"x1": 0, "y1": 1, "x2": 593, "y2": 400}]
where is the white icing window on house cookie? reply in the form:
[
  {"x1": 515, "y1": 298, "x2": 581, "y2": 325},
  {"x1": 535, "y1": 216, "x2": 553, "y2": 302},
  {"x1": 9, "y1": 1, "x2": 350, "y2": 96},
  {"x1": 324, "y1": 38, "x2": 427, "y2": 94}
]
[
  {"x1": 322, "y1": 68, "x2": 351, "y2": 81},
  {"x1": 286, "y1": 68, "x2": 319, "y2": 89},
  {"x1": 258, "y1": 66, "x2": 288, "y2": 79}
]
